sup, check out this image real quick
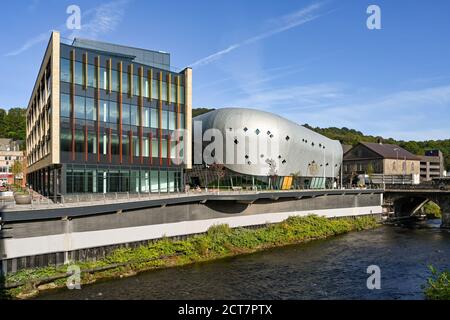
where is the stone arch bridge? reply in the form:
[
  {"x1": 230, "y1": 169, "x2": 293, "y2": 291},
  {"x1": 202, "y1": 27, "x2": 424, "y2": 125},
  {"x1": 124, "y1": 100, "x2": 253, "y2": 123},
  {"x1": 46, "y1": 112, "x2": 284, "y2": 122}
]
[{"x1": 384, "y1": 186, "x2": 450, "y2": 228}]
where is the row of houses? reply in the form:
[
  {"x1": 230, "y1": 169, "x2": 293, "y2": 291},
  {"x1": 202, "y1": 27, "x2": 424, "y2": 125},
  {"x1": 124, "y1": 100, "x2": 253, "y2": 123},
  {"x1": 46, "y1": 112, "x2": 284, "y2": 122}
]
[
  {"x1": 0, "y1": 138, "x2": 25, "y2": 187},
  {"x1": 342, "y1": 141, "x2": 446, "y2": 186}
]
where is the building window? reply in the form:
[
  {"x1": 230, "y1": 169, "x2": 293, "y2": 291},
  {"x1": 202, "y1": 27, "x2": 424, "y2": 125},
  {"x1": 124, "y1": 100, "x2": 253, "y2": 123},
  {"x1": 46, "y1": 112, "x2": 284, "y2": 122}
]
[
  {"x1": 75, "y1": 129, "x2": 84, "y2": 153},
  {"x1": 161, "y1": 139, "x2": 168, "y2": 158},
  {"x1": 161, "y1": 81, "x2": 168, "y2": 101},
  {"x1": 100, "y1": 100, "x2": 109, "y2": 123},
  {"x1": 74, "y1": 61, "x2": 83, "y2": 86},
  {"x1": 179, "y1": 86, "x2": 185, "y2": 104},
  {"x1": 122, "y1": 104, "x2": 130, "y2": 125},
  {"x1": 122, "y1": 72, "x2": 129, "y2": 95},
  {"x1": 133, "y1": 75, "x2": 139, "y2": 96},
  {"x1": 161, "y1": 110, "x2": 168, "y2": 130},
  {"x1": 144, "y1": 79, "x2": 149, "y2": 98},
  {"x1": 131, "y1": 135, "x2": 139, "y2": 157},
  {"x1": 74, "y1": 96, "x2": 85, "y2": 119},
  {"x1": 60, "y1": 127, "x2": 71, "y2": 152},
  {"x1": 160, "y1": 170, "x2": 168, "y2": 192},
  {"x1": 122, "y1": 134, "x2": 129, "y2": 158},
  {"x1": 151, "y1": 79, "x2": 159, "y2": 100},
  {"x1": 109, "y1": 102, "x2": 118, "y2": 124},
  {"x1": 86, "y1": 98, "x2": 96, "y2": 121},
  {"x1": 150, "y1": 170, "x2": 159, "y2": 192},
  {"x1": 100, "y1": 67, "x2": 108, "y2": 90},
  {"x1": 143, "y1": 137, "x2": 149, "y2": 157},
  {"x1": 143, "y1": 108, "x2": 150, "y2": 128},
  {"x1": 150, "y1": 108, "x2": 159, "y2": 128},
  {"x1": 88, "y1": 131, "x2": 97, "y2": 154},
  {"x1": 152, "y1": 139, "x2": 159, "y2": 158},
  {"x1": 111, "y1": 70, "x2": 119, "y2": 92},
  {"x1": 60, "y1": 94, "x2": 70, "y2": 118},
  {"x1": 87, "y1": 64, "x2": 97, "y2": 88},
  {"x1": 61, "y1": 59, "x2": 71, "y2": 83},
  {"x1": 168, "y1": 111, "x2": 176, "y2": 131},
  {"x1": 130, "y1": 105, "x2": 139, "y2": 126},
  {"x1": 111, "y1": 133, "x2": 119, "y2": 155}
]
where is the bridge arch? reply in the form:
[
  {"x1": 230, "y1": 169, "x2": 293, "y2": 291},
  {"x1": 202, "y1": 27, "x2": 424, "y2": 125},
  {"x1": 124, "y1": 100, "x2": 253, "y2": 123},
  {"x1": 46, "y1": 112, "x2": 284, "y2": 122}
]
[{"x1": 384, "y1": 189, "x2": 450, "y2": 228}]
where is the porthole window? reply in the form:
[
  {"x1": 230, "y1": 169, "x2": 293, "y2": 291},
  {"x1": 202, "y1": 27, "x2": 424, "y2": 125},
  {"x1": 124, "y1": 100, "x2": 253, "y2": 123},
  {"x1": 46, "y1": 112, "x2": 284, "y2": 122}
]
[
  {"x1": 278, "y1": 155, "x2": 282, "y2": 159},
  {"x1": 255, "y1": 129, "x2": 260, "y2": 135},
  {"x1": 286, "y1": 136, "x2": 290, "y2": 141},
  {"x1": 311, "y1": 142, "x2": 315, "y2": 147},
  {"x1": 267, "y1": 131, "x2": 271, "y2": 135},
  {"x1": 243, "y1": 127, "x2": 248, "y2": 132},
  {"x1": 260, "y1": 154, "x2": 264, "y2": 158},
  {"x1": 234, "y1": 139, "x2": 239, "y2": 144},
  {"x1": 245, "y1": 155, "x2": 249, "y2": 159},
  {"x1": 270, "y1": 134, "x2": 274, "y2": 138},
  {"x1": 247, "y1": 161, "x2": 252, "y2": 165}
]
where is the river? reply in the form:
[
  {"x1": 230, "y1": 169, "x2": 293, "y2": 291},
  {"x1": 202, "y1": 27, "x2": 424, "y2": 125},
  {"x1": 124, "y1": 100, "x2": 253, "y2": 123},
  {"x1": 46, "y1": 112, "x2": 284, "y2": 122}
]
[{"x1": 37, "y1": 219, "x2": 450, "y2": 300}]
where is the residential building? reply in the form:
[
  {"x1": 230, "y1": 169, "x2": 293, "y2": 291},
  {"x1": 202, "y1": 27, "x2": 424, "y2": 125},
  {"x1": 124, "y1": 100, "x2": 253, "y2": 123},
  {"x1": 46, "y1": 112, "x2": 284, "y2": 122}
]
[
  {"x1": 419, "y1": 149, "x2": 444, "y2": 181},
  {"x1": 0, "y1": 138, "x2": 24, "y2": 186},
  {"x1": 343, "y1": 142, "x2": 421, "y2": 185},
  {"x1": 26, "y1": 31, "x2": 192, "y2": 198}
]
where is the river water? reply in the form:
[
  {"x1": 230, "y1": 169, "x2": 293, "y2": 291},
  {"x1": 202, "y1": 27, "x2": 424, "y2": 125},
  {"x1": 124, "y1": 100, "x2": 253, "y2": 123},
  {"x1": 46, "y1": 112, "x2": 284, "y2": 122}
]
[{"x1": 37, "y1": 219, "x2": 450, "y2": 300}]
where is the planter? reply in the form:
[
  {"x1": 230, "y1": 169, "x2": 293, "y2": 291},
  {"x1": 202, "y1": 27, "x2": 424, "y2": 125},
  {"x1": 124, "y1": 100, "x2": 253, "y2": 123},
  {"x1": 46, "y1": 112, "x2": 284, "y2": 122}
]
[
  {"x1": 14, "y1": 194, "x2": 32, "y2": 205},
  {"x1": 0, "y1": 191, "x2": 14, "y2": 197}
]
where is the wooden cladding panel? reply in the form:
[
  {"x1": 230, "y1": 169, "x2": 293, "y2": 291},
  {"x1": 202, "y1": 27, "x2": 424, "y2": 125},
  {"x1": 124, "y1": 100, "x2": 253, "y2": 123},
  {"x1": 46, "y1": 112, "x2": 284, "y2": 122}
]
[{"x1": 118, "y1": 62, "x2": 123, "y2": 164}]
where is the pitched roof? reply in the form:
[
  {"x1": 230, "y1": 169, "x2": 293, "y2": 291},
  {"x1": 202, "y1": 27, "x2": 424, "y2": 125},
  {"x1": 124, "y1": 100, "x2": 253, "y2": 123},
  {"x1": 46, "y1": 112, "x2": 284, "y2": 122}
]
[{"x1": 360, "y1": 142, "x2": 421, "y2": 160}]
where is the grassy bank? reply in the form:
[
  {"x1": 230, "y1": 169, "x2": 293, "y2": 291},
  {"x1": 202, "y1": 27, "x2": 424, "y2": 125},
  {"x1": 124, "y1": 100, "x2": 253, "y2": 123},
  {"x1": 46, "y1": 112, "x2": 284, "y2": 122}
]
[
  {"x1": 425, "y1": 266, "x2": 450, "y2": 300},
  {"x1": 1, "y1": 214, "x2": 379, "y2": 299}
]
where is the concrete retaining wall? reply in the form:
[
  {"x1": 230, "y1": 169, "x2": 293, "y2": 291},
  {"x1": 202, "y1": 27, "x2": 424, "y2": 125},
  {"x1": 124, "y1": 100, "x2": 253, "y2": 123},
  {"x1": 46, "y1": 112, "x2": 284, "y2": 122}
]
[{"x1": 0, "y1": 193, "x2": 382, "y2": 274}]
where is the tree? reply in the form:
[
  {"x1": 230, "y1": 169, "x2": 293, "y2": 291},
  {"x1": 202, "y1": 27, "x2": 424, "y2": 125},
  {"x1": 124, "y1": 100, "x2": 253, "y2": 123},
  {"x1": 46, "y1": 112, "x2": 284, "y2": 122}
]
[{"x1": 11, "y1": 160, "x2": 23, "y2": 185}]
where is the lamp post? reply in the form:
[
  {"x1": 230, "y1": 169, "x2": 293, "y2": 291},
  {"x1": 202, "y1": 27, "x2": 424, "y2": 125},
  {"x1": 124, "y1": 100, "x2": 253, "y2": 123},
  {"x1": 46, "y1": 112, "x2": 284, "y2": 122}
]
[{"x1": 322, "y1": 146, "x2": 326, "y2": 189}]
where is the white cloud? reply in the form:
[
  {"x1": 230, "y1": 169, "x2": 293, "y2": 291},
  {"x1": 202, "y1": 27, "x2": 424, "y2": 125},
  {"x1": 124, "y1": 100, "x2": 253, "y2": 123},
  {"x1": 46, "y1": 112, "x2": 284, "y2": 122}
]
[
  {"x1": 4, "y1": 0, "x2": 130, "y2": 57},
  {"x1": 189, "y1": 2, "x2": 327, "y2": 68},
  {"x1": 68, "y1": 0, "x2": 130, "y2": 40},
  {"x1": 4, "y1": 31, "x2": 50, "y2": 57}
]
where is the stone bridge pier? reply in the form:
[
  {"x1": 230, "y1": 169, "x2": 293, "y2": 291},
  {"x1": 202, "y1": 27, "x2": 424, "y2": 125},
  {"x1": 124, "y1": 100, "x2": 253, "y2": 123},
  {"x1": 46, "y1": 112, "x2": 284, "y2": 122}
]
[
  {"x1": 385, "y1": 190, "x2": 450, "y2": 228},
  {"x1": 439, "y1": 197, "x2": 450, "y2": 228}
]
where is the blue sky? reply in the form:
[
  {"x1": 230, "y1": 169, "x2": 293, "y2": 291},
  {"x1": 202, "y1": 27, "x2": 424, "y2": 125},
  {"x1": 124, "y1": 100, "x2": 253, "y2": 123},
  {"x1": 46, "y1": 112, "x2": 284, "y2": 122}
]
[{"x1": 1, "y1": 0, "x2": 449, "y2": 141}]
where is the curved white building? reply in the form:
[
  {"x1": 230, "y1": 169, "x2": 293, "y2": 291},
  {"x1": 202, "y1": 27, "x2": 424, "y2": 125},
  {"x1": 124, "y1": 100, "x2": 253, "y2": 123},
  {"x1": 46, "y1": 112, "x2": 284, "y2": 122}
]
[{"x1": 192, "y1": 108, "x2": 343, "y2": 189}]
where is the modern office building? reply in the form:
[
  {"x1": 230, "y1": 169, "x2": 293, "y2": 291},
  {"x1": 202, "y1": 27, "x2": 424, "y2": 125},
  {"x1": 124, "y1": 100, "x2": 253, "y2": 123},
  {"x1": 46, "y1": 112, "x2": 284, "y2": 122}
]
[
  {"x1": 26, "y1": 31, "x2": 192, "y2": 198},
  {"x1": 419, "y1": 149, "x2": 445, "y2": 181},
  {"x1": 189, "y1": 108, "x2": 343, "y2": 190}
]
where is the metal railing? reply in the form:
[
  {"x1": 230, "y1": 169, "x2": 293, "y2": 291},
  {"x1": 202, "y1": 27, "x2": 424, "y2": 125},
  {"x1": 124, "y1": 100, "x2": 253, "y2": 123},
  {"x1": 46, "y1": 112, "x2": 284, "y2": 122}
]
[{"x1": 1, "y1": 187, "x2": 384, "y2": 211}]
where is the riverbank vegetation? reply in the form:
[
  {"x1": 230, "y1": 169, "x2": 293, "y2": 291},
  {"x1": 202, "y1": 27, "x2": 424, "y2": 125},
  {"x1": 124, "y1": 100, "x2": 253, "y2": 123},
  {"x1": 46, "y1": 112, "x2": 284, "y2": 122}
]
[
  {"x1": 1, "y1": 215, "x2": 379, "y2": 299},
  {"x1": 425, "y1": 266, "x2": 450, "y2": 300},
  {"x1": 421, "y1": 201, "x2": 442, "y2": 219}
]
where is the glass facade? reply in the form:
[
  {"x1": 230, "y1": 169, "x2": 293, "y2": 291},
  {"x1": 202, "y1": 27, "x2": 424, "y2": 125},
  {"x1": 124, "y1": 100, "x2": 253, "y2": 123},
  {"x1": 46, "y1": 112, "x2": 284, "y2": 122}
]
[
  {"x1": 65, "y1": 166, "x2": 182, "y2": 194},
  {"x1": 56, "y1": 43, "x2": 188, "y2": 195}
]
